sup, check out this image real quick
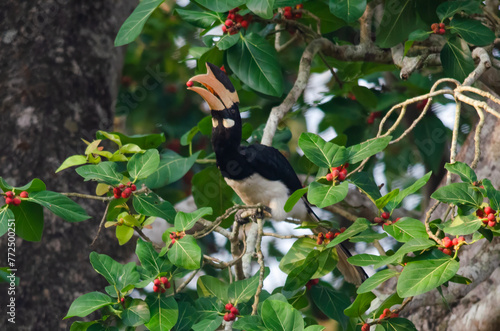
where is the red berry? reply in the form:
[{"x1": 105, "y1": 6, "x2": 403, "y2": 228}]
[
  {"x1": 431, "y1": 23, "x2": 438, "y2": 31},
  {"x1": 121, "y1": 297, "x2": 125, "y2": 303},
  {"x1": 373, "y1": 217, "x2": 383, "y2": 224},
  {"x1": 284, "y1": 11, "x2": 292, "y2": 19},
  {"x1": 458, "y1": 236, "x2": 465, "y2": 243},
  {"x1": 225, "y1": 303, "x2": 233, "y2": 310},
  {"x1": 340, "y1": 227, "x2": 346, "y2": 233},
  {"x1": 332, "y1": 169, "x2": 340, "y2": 178},
  {"x1": 452, "y1": 238, "x2": 459, "y2": 246},
  {"x1": 296, "y1": 4, "x2": 303, "y2": 9},
  {"x1": 121, "y1": 191, "x2": 129, "y2": 199},
  {"x1": 153, "y1": 285, "x2": 160, "y2": 293},
  {"x1": 235, "y1": 14, "x2": 243, "y2": 23},
  {"x1": 482, "y1": 218, "x2": 489, "y2": 224},
  {"x1": 334, "y1": 232, "x2": 340, "y2": 237},
  {"x1": 227, "y1": 13, "x2": 235, "y2": 20},
  {"x1": 485, "y1": 206, "x2": 493, "y2": 215},
  {"x1": 224, "y1": 313, "x2": 231, "y2": 322},
  {"x1": 438, "y1": 247, "x2": 444, "y2": 252},
  {"x1": 186, "y1": 81, "x2": 194, "y2": 87},
  {"x1": 488, "y1": 213, "x2": 496, "y2": 222},
  {"x1": 367, "y1": 117, "x2": 374, "y2": 124},
  {"x1": 439, "y1": 22, "x2": 445, "y2": 28},
  {"x1": 338, "y1": 172, "x2": 346, "y2": 181},
  {"x1": 294, "y1": 13, "x2": 302, "y2": 19},
  {"x1": 228, "y1": 313, "x2": 235, "y2": 321},
  {"x1": 326, "y1": 173, "x2": 334, "y2": 181},
  {"x1": 225, "y1": 19, "x2": 233, "y2": 27},
  {"x1": 325, "y1": 232, "x2": 334, "y2": 240},
  {"x1": 13, "y1": 198, "x2": 21, "y2": 206},
  {"x1": 20, "y1": 191, "x2": 28, "y2": 198},
  {"x1": 439, "y1": 28, "x2": 445, "y2": 35},
  {"x1": 5, "y1": 191, "x2": 14, "y2": 198},
  {"x1": 380, "y1": 313, "x2": 386, "y2": 319},
  {"x1": 119, "y1": 184, "x2": 125, "y2": 189},
  {"x1": 488, "y1": 220, "x2": 496, "y2": 227},
  {"x1": 161, "y1": 287, "x2": 166, "y2": 293},
  {"x1": 131, "y1": 184, "x2": 137, "y2": 191},
  {"x1": 442, "y1": 248, "x2": 452, "y2": 256},
  {"x1": 154, "y1": 278, "x2": 161, "y2": 286},
  {"x1": 113, "y1": 187, "x2": 121, "y2": 194},
  {"x1": 362, "y1": 323, "x2": 370, "y2": 331},
  {"x1": 241, "y1": 20, "x2": 248, "y2": 28},
  {"x1": 443, "y1": 237, "x2": 453, "y2": 248},
  {"x1": 284, "y1": 6, "x2": 292, "y2": 12},
  {"x1": 165, "y1": 281, "x2": 171, "y2": 289},
  {"x1": 383, "y1": 308, "x2": 391, "y2": 316},
  {"x1": 113, "y1": 193, "x2": 121, "y2": 199},
  {"x1": 161, "y1": 277, "x2": 168, "y2": 285},
  {"x1": 381, "y1": 212, "x2": 390, "y2": 220},
  {"x1": 476, "y1": 209, "x2": 485, "y2": 218},
  {"x1": 229, "y1": 29, "x2": 238, "y2": 35},
  {"x1": 222, "y1": 25, "x2": 227, "y2": 33},
  {"x1": 230, "y1": 306, "x2": 239, "y2": 315},
  {"x1": 344, "y1": 163, "x2": 349, "y2": 168},
  {"x1": 5, "y1": 197, "x2": 13, "y2": 205},
  {"x1": 171, "y1": 239, "x2": 176, "y2": 244},
  {"x1": 390, "y1": 313, "x2": 399, "y2": 318}
]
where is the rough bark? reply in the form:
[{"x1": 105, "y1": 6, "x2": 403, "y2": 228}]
[
  {"x1": 0, "y1": 0, "x2": 136, "y2": 329},
  {"x1": 405, "y1": 97, "x2": 500, "y2": 331}
]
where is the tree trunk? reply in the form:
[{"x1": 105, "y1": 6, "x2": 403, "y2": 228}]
[
  {"x1": 0, "y1": 0, "x2": 136, "y2": 329},
  {"x1": 405, "y1": 96, "x2": 500, "y2": 331}
]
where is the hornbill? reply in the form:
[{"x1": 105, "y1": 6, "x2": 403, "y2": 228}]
[{"x1": 188, "y1": 63, "x2": 367, "y2": 285}]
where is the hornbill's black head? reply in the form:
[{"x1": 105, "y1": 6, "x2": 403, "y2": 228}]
[{"x1": 188, "y1": 63, "x2": 242, "y2": 153}]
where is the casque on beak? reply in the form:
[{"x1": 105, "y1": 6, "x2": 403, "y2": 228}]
[{"x1": 187, "y1": 63, "x2": 239, "y2": 111}]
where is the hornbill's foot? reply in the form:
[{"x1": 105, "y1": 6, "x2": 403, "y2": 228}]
[{"x1": 235, "y1": 206, "x2": 272, "y2": 225}]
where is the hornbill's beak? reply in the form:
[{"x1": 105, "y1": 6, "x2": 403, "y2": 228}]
[{"x1": 187, "y1": 63, "x2": 239, "y2": 111}]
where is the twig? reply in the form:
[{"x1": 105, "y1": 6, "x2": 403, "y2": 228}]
[
  {"x1": 425, "y1": 200, "x2": 442, "y2": 245},
  {"x1": 168, "y1": 268, "x2": 201, "y2": 297},
  {"x1": 90, "y1": 202, "x2": 110, "y2": 246},
  {"x1": 262, "y1": 232, "x2": 313, "y2": 239},
  {"x1": 318, "y1": 51, "x2": 343, "y2": 89},
  {"x1": 61, "y1": 186, "x2": 150, "y2": 201},
  {"x1": 202, "y1": 238, "x2": 247, "y2": 269},
  {"x1": 251, "y1": 216, "x2": 266, "y2": 315},
  {"x1": 448, "y1": 99, "x2": 462, "y2": 184},
  {"x1": 471, "y1": 105, "x2": 485, "y2": 169}
]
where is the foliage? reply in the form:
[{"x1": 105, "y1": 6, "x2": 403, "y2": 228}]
[{"x1": 2, "y1": 0, "x2": 500, "y2": 330}]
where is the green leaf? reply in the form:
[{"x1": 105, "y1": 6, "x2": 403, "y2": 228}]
[
  {"x1": 192, "y1": 166, "x2": 236, "y2": 226},
  {"x1": 136, "y1": 239, "x2": 171, "y2": 276},
  {"x1": 449, "y1": 274, "x2": 472, "y2": 285},
  {"x1": 310, "y1": 285, "x2": 350, "y2": 330},
  {"x1": 262, "y1": 300, "x2": 304, "y2": 331},
  {"x1": 375, "y1": 189, "x2": 400, "y2": 210},
  {"x1": 347, "y1": 254, "x2": 386, "y2": 267},
  {"x1": 445, "y1": 162, "x2": 477, "y2": 183},
  {"x1": 284, "y1": 187, "x2": 308, "y2": 213},
  {"x1": 376, "y1": 0, "x2": 417, "y2": 48},
  {"x1": 449, "y1": 18, "x2": 495, "y2": 46},
  {"x1": 76, "y1": 162, "x2": 124, "y2": 185},
  {"x1": 350, "y1": 228, "x2": 388, "y2": 243},
  {"x1": 197, "y1": 275, "x2": 228, "y2": 303},
  {"x1": 440, "y1": 36, "x2": 475, "y2": 82},
  {"x1": 89, "y1": 252, "x2": 140, "y2": 290},
  {"x1": 194, "y1": 297, "x2": 224, "y2": 321},
  {"x1": 247, "y1": 0, "x2": 275, "y2": 19},
  {"x1": 56, "y1": 155, "x2": 88, "y2": 173},
  {"x1": 326, "y1": 218, "x2": 371, "y2": 248},
  {"x1": 346, "y1": 136, "x2": 391, "y2": 165},
  {"x1": 436, "y1": 1, "x2": 481, "y2": 20},
  {"x1": 180, "y1": 126, "x2": 199, "y2": 146},
  {"x1": 397, "y1": 255, "x2": 460, "y2": 297},
  {"x1": 373, "y1": 292, "x2": 404, "y2": 317},
  {"x1": 216, "y1": 33, "x2": 240, "y2": 51},
  {"x1": 96, "y1": 131, "x2": 165, "y2": 149},
  {"x1": 128, "y1": 149, "x2": 160, "y2": 181},
  {"x1": 122, "y1": 299, "x2": 151, "y2": 326},
  {"x1": 116, "y1": 225, "x2": 134, "y2": 245},
  {"x1": 12, "y1": 202, "x2": 44, "y2": 241},
  {"x1": 344, "y1": 292, "x2": 376, "y2": 318},
  {"x1": 227, "y1": 33, "x2": 284, "y2": 97},
  {"x1": 308, "y1": 181, "x2": 349, "y2": 208},
  {"x1": 348, "y1": 172, "x2": 382, "y2": 203},
  {"x1": 0, "y1": 178, "x2": 46, "y2": 193},
  {"x1": 191, "y1": 317, "x2": 224, "y2": 331},
  {"x1": 174, "y1": 207, "x2": 212, "y2": 232},
  {"x1": 357, "y1": 269, "x2": 400, "y2": 294},
  {"x1": 70, "y1": 321, "x2": 97, "y2": 331},
  {"x1": 440, "y1": 213, "x2": 482, "y2": 235},
  {"x1": 284, "y1": 250, "x2": 320, "y2": 291},
  {"x1": 176, "y1": 8, "x2": 222, "y2": 29},
  {"x1": 483, "y1": 179, "x2": 500, "y2": 210},
  {"x1": 0, "y1": 208, "x2": 14, "y2": 237},
  {"x1": 29, "y1": 191, "x2": 90, "y2": 222},
  {"x1": 64, "y1": 292, "x2": 114, "y2": 319},
  {"x1": 193, "y1": 0, "x2": 245, "y2": 12},
  {"x1": 408, "y1": 29, "x2": 431, "y2": 41},
  {"x1": 298, "y1": 133, "x2": 348, "y2": 168},
  {"x1": 352, "y1": 85, "x2": 378, "y2": 109},
  {"x1": 380, "y1": 318, "x2": 418, "y2": 331},
  {"x1": 384, "y1": 217, "x2": 429, "y2": 242},
  {"x1": 229, "y1": 268, "x2": 270, "y2": 304},
  {"x1": 145, "y1": 295, "x2": 179, "y2": 331},
  {"x1": 373, "y1": 238, "x2": 435, "y2": 269},
  {"x1": 115, "y1": 0, "x2": 165, "y2": 46},
  {"x1": 233, "y1": 315, "x2": 267, "y2": 331},
  {"x1": 385, "y1": 172, "x2": 432, "y2": 211},
  {"x1": 329, "y1": 0, "x2": 366, "y2": 23},
  {"x1": 133, "y1": 193, "x2": 176, "y2": 223},
  {"x1": 431, "y1": 182, "x2": 482, "y2": 208},
  {"x1": 304, "y1": 326, "x2": 325, "y2": 331},
  {"x1": 168, "y1": 235, "x2": 201, "y2": 270}
]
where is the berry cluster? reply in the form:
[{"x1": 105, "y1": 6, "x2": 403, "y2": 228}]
[
  {"x1": 316, "y1": 227, "x2": 346, "y2": 245},
  {"x1": 222, "y1": 8, "x2": 252, "y2": 35},
  {"x1": 169, "y1": 231, "x2": 185, "y2": 244},
  {"x1": 380, "y1": 308, "x2": 399, "y2": 320},
  {"x1": 113, "y1": 182, "x2": 137, "y2": 199},
  {"x1": 4, "y1": 191, "x2": 27, "y2": 206},
  {"x1": 306, "y1": 278, "x2": 319, "y2": 290},
  {"x1": 153, "y1": 276, "x2": 171, "y2": 293},
  {"x1": 438, "y1": 236, "x2": 465, "y2": 256},
  {"x1": 477, "y1": 206, "x2": 498, "y2": 227},
  {"x1": 223, "y1": 303, "x2": 239, "y2": 322},
  {"x1": 326, "y1": 163, "x2": 349, "y2": 182},
  {"x1": 367, "y1": 111, "x2": 382, "y2": 124},
  {"x1": 431, "y1": 23, "x2": 446, "y2": 35},
  {"x1": 283, "y1": 4, "x2": 303, "y2": 20},
  {"x1": 373, "y1": 212, "x2": 400, "y2": 226}
]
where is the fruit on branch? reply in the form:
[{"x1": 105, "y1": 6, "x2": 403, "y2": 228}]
[
  {"x1": 306, "y1": 278, "x2": 319, "y2": 290},
  {"x1": 362, "y1": 323, "x2": 370, "y2": 331},
  {"x1": 442, "y1": 237, "x2": 453, "y2": 248},
  {"x1": 381, "y1": 212, "x2": 390, "y2": 220},
  {"x1": 20, "y1": 191, "x2": 29, "y2": 198},
  {"x1": 230, "y1": 306, "x2": 239, "y2": 315},
  {"x1": 225, "y1": 303, "x2": 233, "y2": 310}
]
